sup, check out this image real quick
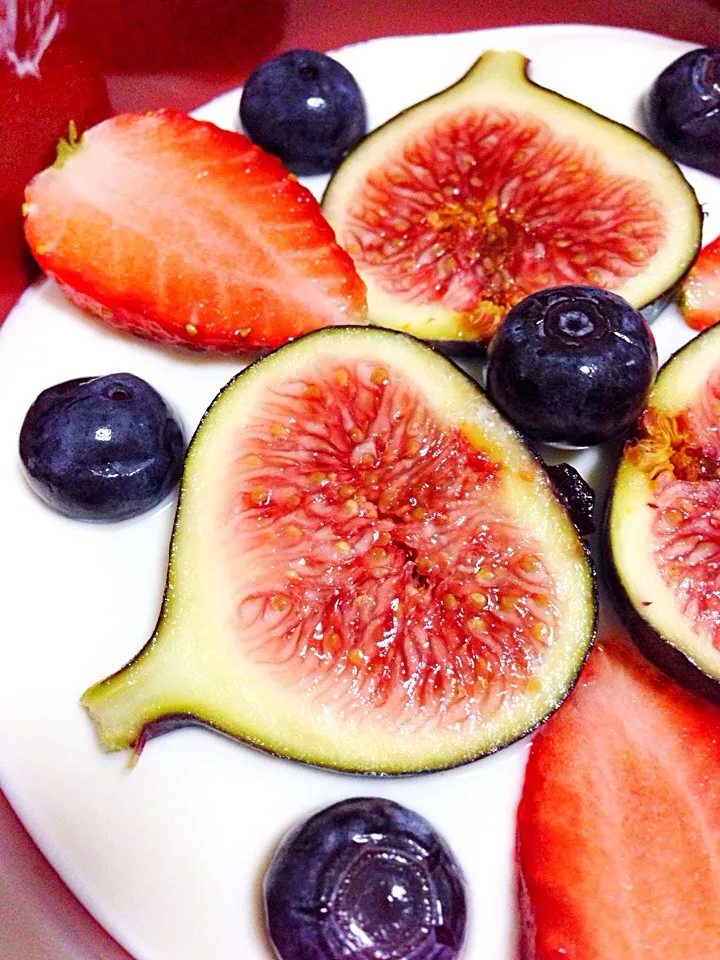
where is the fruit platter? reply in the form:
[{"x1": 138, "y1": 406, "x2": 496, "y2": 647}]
[{"x1": 3, "y1": 21, "x2": 720, "y2": 960}]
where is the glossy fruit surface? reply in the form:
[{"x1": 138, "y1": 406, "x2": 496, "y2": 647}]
[
  {"x1": 264, "y1": 797, "x2": 466, "y2": 960},
  {"x1": 679, "y1": 232, "x2": 720, "y2": 331},
  {"x1": 517, "y1": 635, "x2": 720, "y2": 960},
  {"x1": 81, "y1": 327, "x2": 596, "y2": 773},
  {"x1": 606, "y1": 321, "x2": 720, "y2": 702},
  {"x1": 486, "y1": 285, "x2": 657, "y2": 447},
  {"x1": 323, "y1": 50, "x2": 701, "y2": 348},
  {"x1": 19, "y1": 373, "x2": 185, "y2": 522},
  {"x1": 23, "y1": 110, "x2": 367, "y2": 352},
  {"x1": 645, "y1": 47, "x2": 720, "y2": 178},
  {"x1": 240, "y1": 49, "x2": 367, "y2": 176},
  {"x1": 545, "y1": 463, "x2": 595, "y2": 535}
]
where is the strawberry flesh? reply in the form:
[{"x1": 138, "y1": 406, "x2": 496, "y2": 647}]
[
  {"x1": 23, "y1": 110, "x2": 367, "y2": 351},
  {"x1": 517, "y1": 636, "x2": 720, "y2": 960},
  {"x1": 680, "y1": 233, "x2": 720, "y2": 331}
]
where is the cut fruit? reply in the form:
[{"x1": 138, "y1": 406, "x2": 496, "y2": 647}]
[
  {"x1": 606, "y1": 322, "x2": 720, "y2": 702},
  {"x1": 24, "y1": 110, "x2": 367, "y2": 352},
  {"x1": 81, "y1": 327, "x2": 596, "y2": 774},
  {"x1": 679, "y1": 232, "x2": 720, "y2": 332},
  {"x1": 517, "y1": 635, "x2": 720, "y2": 960},
  {"x1": 322, "y1": 51, "x2": 701, "y2": 347}
]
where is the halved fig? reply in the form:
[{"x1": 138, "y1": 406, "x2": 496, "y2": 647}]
[
  {"x1": 606, "y1": 323, "x2": 720, "y2": 703},
  {"x1": 82, "y1": 327, "x2": 596, "y2": 774},
  {"x1": 322, "y1": 51, "x2": 701, "y2": 348}
]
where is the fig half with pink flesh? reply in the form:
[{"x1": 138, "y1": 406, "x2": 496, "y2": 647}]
[
  {"x1": 606, "y1": 323, "x2": 720, "y2": 703},
  {"x1": 322, "y1": 51, "x2": 701, "y2": 349},
  {"x1": 81, "y1": 327, "x2": 596, "y2": 774}
]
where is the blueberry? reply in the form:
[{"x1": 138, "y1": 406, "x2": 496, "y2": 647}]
[
  {"x1": 485, "y1": 286, "x2": 658, "y2": 448},
  {"x1": 240, "y1": 49, "x2": 367, "y2": 176},
  {"x1": 19, "y1": 373, "x2": 185, "y2": 522},
  {"x1": 263, "y1": 797, "x2": 467, "y2": 960},
  {"x1": 645, "y1": 47, "x2": 720, "y2": 177},
  {"x1": 546, "y1": 463, "x2": 596, "y2": 536}
]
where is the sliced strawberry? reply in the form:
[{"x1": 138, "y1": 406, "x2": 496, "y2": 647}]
[
  {"x1": 23, "y1": 110, "x2": 367, "y2": 351},
  {"x1": 517, "y1": 636, "x2": 720, "y2": 960},
  {"x1": 679, "y1": 233, "x2": 720, "y2": 331}
]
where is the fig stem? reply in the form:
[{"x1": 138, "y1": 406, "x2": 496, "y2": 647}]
[{"x1": 80, "y1": 644, "x2": 175, "y2": 753}]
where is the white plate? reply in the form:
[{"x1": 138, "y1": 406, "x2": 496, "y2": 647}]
[{"x1": 0, "y1": 23, "x2": 714, "y2": 960}]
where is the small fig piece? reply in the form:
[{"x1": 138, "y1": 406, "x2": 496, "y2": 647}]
[{"x1": 606, "y1": 321, "x2": 720, "y2": 702}]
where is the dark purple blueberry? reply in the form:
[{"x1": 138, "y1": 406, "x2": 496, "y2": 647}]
[
  {"x1": 546, "y1": 463, "x2": 596, "y2": 535},
  {"x1": 645, "y1": 47, "x2": 720, "y2": 177},
  {"x1": 19, "y1": 373, "x2": 185, "y2": 522},
  {"x1": 263, "y1": 797, "x2": 467, "y2": 960},
  {"x1": 240, "y1": 49, "x2": 367, "y2": 176},
  {"x1": 485, "y1": 285, "x2": 657, "y2": 448}
]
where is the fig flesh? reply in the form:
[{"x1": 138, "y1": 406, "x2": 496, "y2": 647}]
[
  {"x1": 82, "y1": 327, "x2": 596, "y2": 774},
  {"x1": 322, "y1": 51, "x2": 701, "y2": 349},
  {"x1": 606, "y1": 323, "x2": 720, "y2": 702}
]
